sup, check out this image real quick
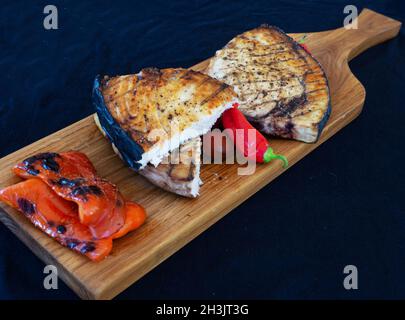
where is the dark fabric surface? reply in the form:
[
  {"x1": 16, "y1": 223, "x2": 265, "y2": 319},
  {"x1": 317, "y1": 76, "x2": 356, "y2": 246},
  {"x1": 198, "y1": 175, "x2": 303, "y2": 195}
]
[{"x1": 0, "y1": 0, "x2": 404, "y2": 299}]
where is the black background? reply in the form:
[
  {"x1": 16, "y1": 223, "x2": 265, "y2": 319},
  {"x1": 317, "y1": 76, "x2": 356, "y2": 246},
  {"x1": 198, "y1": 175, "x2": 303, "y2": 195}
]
[{"x1": 0, "y1": 0, "x2": 404, "y2": 299}]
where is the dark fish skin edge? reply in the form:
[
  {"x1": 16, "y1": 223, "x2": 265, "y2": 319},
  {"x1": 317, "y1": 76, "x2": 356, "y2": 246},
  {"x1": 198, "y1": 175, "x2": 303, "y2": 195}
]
[
  {"x1": 256, "y1": 24, "x2": 332, "y2": 142},
  {"x1": 92, "y1": 75, "x2": 144, "y2": 170}
]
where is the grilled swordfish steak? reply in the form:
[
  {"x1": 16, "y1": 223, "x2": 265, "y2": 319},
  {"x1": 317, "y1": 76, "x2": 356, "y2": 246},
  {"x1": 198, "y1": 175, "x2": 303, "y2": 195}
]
[
  {"x1": 93, "y1": 67, "x2": 238, "y2": 170},
  {"x1": 206, "y1": 25, "x2": 331, "y2": 143}
]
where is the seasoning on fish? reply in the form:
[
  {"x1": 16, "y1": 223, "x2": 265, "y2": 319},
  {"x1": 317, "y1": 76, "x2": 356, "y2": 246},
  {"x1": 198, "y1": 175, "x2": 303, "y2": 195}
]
[
  {"x1": 206, "y1": 25, "x2": 330, "y2": 143},
  {"x1": 93, "y1": 67, "x2": 239, "y2": 170},
  {"x1": 0, "y1": 179, "x2": 113, "y2": 262}
]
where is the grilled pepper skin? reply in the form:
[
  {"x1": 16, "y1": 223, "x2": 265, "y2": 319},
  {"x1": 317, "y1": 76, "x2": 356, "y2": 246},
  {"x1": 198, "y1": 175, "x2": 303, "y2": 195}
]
[
  {"x1": 0, "y1": 179, "x2": 113, "y2": 262},
  {"x1": 13, "y1": 151, "x2": 147, "y2": 241},
  {"x1": 0, "y1": 151, "x2": 147, "y2": 261},
  {"x1": 13, "y1": 151, "x2": 126, "y2": 239}
]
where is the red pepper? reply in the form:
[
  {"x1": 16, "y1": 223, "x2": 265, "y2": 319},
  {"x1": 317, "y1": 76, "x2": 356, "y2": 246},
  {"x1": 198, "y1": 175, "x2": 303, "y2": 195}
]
[
  {"x1": 297, "y1": 34, "x2": 311, "y2": 54},
  {"x1": 222, "y1": 103, "x2": 288, "y2": 167},
  {"x1": 300, "y1": 43, "x2": 311, "y2": 54}
]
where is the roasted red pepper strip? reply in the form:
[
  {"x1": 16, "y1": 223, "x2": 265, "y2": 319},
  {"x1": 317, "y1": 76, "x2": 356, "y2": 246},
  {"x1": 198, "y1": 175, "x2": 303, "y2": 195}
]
[
  {"x1": 112, "y1": 202, "x2": 146, "y2": 239},
  {"x1": 222, "y1": 103, "x2": 288, "y2": 167},
  {"x1": 13, "y1": 151, "x2": 125, "y2": 239},
  {"x1": 0, "y1": 179, "x2": 113, "y2": 262}
]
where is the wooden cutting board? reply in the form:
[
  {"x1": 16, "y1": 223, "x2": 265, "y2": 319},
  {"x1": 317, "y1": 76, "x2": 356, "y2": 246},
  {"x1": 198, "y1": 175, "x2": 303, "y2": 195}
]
[{"x1": 0, "y1": 9, "x2": 401, "y2": 299}]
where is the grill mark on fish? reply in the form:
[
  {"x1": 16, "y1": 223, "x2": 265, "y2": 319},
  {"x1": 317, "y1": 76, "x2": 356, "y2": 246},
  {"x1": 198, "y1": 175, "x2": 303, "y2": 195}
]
[
  {"x1": 180, "y1": 69, "x2": 195, "y2": 80},
  {"x1": 290, "y1": 107, "x2": 316, "y2": 119},
  {"x1": 237, "y1": 79, "x2": 324, "y2": 101},
  {"x1": 103, "y1": 80, "x2": 138, "y2": 104},
  {"x1": 195, "y1": 76, "x2": 212, "y2": 89},
  {"x1": 236, "y1": 76, "x2": 301, "y2": 88},
  {"x1": 269, "y1": 95, "x2": 307, "y2": 117},
  {"x1": 228, "y1": 41, "x2": 287, "y2": 49},
  {"x1": 217, "y1": 62, "x2": 310, "y2": 75},
  {"x1": 254, "y1": 57, "x2": 306, "y2": 66},
  {"x1": 249, "y1": 49, "x2": 293, "y2": 57},
  {"x1": 305, "y1": 88, "x2": 328, "y2": 95},
  {"x1": 206, "y1": 25, "x2": 330, "y2": 142},
  {"x1": 217, "y1": 55, "x2": 302, "y2": 66},
  {"x1": 200, "y1": 83, "x2": 229, "y2": 106}
]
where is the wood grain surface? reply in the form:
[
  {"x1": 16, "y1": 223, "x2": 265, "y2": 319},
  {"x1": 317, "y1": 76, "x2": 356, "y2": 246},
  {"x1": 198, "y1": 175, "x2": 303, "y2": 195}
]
[{"x1": 0, "y1": 9, "x2": 401, "y2": 299}]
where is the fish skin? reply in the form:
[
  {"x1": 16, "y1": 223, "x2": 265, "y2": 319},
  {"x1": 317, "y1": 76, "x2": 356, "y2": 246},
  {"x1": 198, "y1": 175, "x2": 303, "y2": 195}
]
[{"x1": 206, "y1": 25, "x2": 331, "y2": 143}]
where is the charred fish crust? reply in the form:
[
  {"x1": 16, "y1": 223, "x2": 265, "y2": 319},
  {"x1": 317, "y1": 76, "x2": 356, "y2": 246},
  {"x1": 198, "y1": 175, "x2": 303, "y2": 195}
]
[
  {"x1": 141, "y1": 67, "x2": 162, "y2": 79},
  {"x1": 92, "y1": 75, "x2": 144, "y2": 170},
  {"x1": 285, "y1": 120, "x2": 294, "y2": 132},
  {"x1": 292, "y1": 41, "x2": 305, "y2": 55},
  {"x1": 180, "y1": 69, "x2": 195, "y2": 80},
  {"x1": 259, "y1": 24, "x2": 282, "y2": 32},
  {"x1": 99, "y1": 77, "x2": 108, "y2": 89},
  {"x1": 270, "y1": 94, "x2": 308, "y2": 117},
  {"x1": 261, "y1": 120, "x2": 295, "y2": 139},
  {"x1": 17, "y1": 198, "x2": 36, "y2": 215}
]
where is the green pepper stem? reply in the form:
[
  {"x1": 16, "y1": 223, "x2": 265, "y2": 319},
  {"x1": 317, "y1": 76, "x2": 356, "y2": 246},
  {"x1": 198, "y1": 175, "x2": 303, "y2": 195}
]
[{"x1": 263, "y1": 147, "x2": 288, "y2": 168}]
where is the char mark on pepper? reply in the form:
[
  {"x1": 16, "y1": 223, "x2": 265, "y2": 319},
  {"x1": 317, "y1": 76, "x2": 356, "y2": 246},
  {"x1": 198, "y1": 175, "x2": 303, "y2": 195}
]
[
  {"x1": 80, "y1": 242, "x2": 96, "y2": 254},
  {"x1": 17, "y1": 198, "x2": 36, "y2": 215},
  {"x1": 22, "y1": 152, "x2": 61, "y2": 173},
  {"x1": 55, "y1": 177, "x2": 86, "y2": 188},
  {"x1": 57, "y1": 225, "x2": 67, "y2": 234},
  {"x1": 70, "y1": 185, "x2": 103, "y2": 200}
]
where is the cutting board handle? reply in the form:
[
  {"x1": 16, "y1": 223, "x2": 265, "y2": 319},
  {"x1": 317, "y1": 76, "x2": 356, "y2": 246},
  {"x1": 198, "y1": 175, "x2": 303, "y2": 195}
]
[{"x1": 333, "y1": 8, "x2": 401, "y2": 61}]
